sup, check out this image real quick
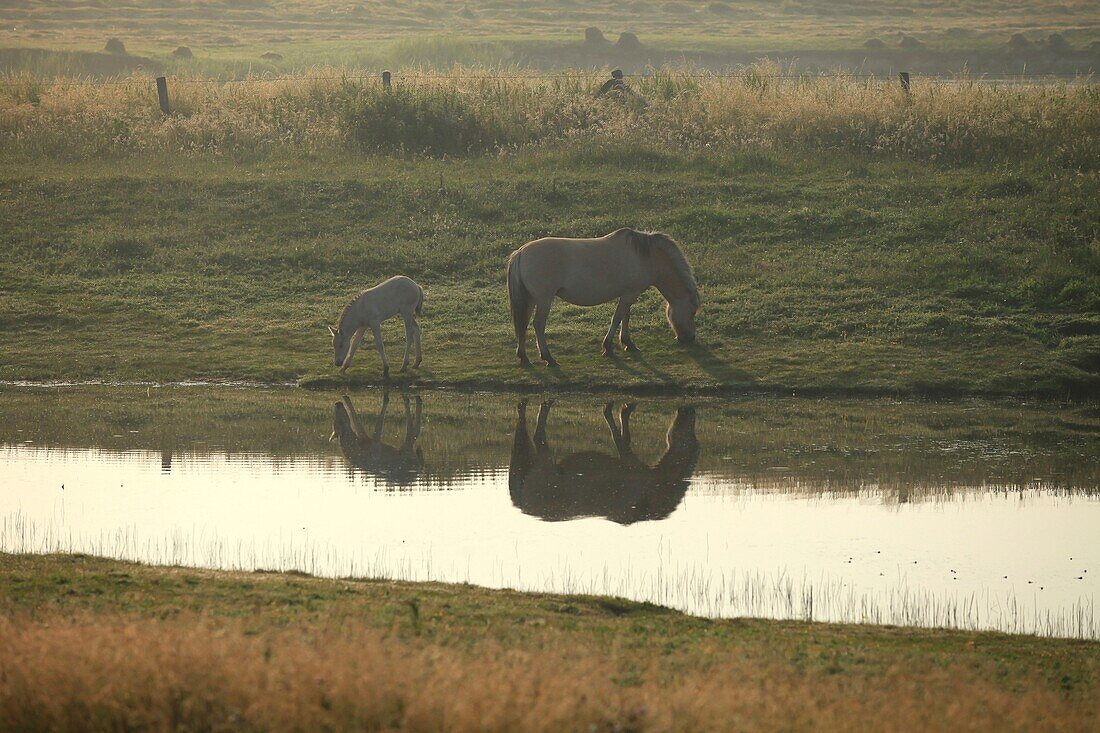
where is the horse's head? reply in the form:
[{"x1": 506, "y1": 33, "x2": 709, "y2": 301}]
[
  {"x1": 329, "y1": 324, "x2": 351, "y2": 369},
  {"x1": 666, "y1": 296, "x2": 699, "y2": 344},
  {"x1": 649, "y1": 233, "x2": 700, "y2": 345}
]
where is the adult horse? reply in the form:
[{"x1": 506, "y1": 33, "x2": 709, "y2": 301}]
[{"x1": 506, "y1": 228, "x2": 700, "y2": 366}]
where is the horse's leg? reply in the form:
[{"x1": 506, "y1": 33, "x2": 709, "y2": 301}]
[
  {"x1": 400, "y1": 313, "x2": 414, "y2": 372},
  {"x1": 370, "y1": 323, "x2": 389, "y2": 378},
  {"x1": 620, "y1": 303, "x2": 640, "y2": 352},
  {"x1": 515, "y1": 301, "x2": 534, "y2": 367},
  {"x1": 602, "y1": 298, "x2": 633, "y2": 356},
  {"x1": 413, "y1": 318, "x2": 423, "y2": 368},
  {"x1": 533, "y1": 298, "x2": 558, "y2": 367}
]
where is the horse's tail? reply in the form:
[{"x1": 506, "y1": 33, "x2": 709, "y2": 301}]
[
  {"x1": 415, "y1": 283, "x2": 424, "y2": 316},
  {"x1": 506, "y1": 249, "x2": 530, "y2": 337}
]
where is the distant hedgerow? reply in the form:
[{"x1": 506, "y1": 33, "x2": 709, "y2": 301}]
[{"x1": 0, "y1": 64, "x2": 1096, "y2": 167}]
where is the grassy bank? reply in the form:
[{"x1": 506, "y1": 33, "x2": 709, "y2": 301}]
[
  {"x1": 0, "y1": 145, "x2": 1097, "y2": 396},
  {"x1": 1, "y1": 554, "x2": 1098, "y2": 731}
]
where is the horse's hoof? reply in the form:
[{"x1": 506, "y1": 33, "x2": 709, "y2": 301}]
[
  {"x1": 414, "y1": 360, "x2": 422, "y2": 368},
  {"x1": 623, "y1": 343, "x2": 640, "y2": 353},
  {"x1": 543, "y1": 358, "x2": 559, "y2": 368},
  {"x1": 601, "y1": 348, "x2": 611, "y2": 357},
  {"x1": 518, "y1": 357, "x2": 532, "y2": 367}
]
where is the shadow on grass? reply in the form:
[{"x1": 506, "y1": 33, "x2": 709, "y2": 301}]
[
  {"x1": 685, "y1": 342, "x2": 756, "y2": 386},
  {"x1": 612, "y1": 349, "x2": 675, "y2": 384}
]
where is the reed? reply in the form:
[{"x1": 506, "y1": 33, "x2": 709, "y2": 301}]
[
  {"x1": 2, "y1": 66, "x2": 1096, "y2": 165},
  {"x1": 3, "y1": 514, "x2": 1095, "y2": 639}
]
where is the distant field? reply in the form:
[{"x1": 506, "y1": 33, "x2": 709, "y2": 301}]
[
  {"x1": 0, "y1": 147, "x2": 1096, "y2": 395},
  {"x1": 1, "y1": 0, "x2": 1097, "y2": 76}
]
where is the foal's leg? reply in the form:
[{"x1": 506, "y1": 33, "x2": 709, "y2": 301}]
[
  {"x1": 370, "y1": 323, "x2": 389, "y2": 377},
  {"x1": 400, "y1": 312, "x2": 415, "y2": 372},
  {"x1": 602, "y1": 298, "x2": 633, "y2": 356},
  {"x1": 341, "y1": 327, "x2": 368, "y2": 372},
  {"x1": 532, "y1": 298, "x2": 558, "y2": 367}
]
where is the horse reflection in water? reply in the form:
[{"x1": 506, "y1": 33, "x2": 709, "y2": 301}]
[
  {"x1": 509, "y1": 401, "x2": 699, "y2": 524},
  {"x1": 331, "y1": 392, "x2": 423, "y2": 487}
]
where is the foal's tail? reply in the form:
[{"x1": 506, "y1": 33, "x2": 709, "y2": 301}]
[
  {"x1": 415, "y1": 283, "x2": 424, "y2": 316},
  {"x1": 506, "y1": 249, "x2": 531, "y2": 337}
]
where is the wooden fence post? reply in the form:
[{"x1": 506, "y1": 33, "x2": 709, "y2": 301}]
[
  {"x1": 899, "y1": 71, "x2": 911, "y2": 94},
  {"x1": 382, "y1": 70, "x2": 392, "y2": 90},
  {"x1": 156, "y1": 76, "x2": 170, "y2": 115}
]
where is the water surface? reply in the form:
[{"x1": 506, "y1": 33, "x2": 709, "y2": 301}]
[{"x1": 2, "y1": 385, "x2": 1097, "y2": 637}]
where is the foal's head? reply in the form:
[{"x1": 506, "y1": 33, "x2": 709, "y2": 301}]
[{"x1": 328, "y1": 324, "x2": 352, "y2": 370}]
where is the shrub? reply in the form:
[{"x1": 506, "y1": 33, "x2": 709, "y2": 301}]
[
  {"x1": 617, "y1": 32, "x2": 642, "y2": 51},
  {"x1": 172, "y1": 46, "x2": 193, "y2": 59},
  {"x1": 103, "y1": 38, "x2": 127, "y2": 55},
  {"x1": 584, "y1": 27, "x2": 607, "y2": 45}
]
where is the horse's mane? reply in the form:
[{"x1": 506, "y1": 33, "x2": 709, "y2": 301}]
[{"x1": 620, "y1": 229, "x2": 699, "y2": 306}]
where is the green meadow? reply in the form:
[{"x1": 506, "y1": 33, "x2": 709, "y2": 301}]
[{"x1": 0, "y1": 146, "x2": 1096, "y2": 395}]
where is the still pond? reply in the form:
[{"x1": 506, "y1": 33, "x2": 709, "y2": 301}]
[{"x1": 1, "y1": 385, "x2": 1097, "y2": 638}]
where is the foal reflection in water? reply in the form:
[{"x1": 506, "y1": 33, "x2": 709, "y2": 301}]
[
  {"x1": 509, "y1": 401, "x2": 700, "y2": 525},
  {"x1": 331, "y1": 392, "x2": 423, "y2": 488}
]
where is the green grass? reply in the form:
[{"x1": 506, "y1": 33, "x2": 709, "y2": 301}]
[{"x1": 0, "y1": 149, "x2": 1096, "y2": 396}]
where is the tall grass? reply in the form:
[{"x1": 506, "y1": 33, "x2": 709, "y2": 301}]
[
  {"x1": 3, "y1": 613, "x2": 1097, "y2": 732},
  {"x1": 1, "y1": 66, "x2": 1096, "y2": 164}
]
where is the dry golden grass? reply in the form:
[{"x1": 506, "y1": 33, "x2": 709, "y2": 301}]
[
  {"x1": 1, "y1": 66, "x2": 1096, "y2": 164},
  {"x1": 1, "y1": 613, "x2": 1096, "y2": 732},
  {"x1": 3, "y1": 555, "x2": 1099, "y2": 732}
]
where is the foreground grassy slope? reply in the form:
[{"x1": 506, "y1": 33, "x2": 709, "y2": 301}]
[
  {"x1": 1, "y1": 554, "x2": 1097, "y2": 731},
  {"x1": 0, "y1": 148, "x2": 1096, "y2": 395}
]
